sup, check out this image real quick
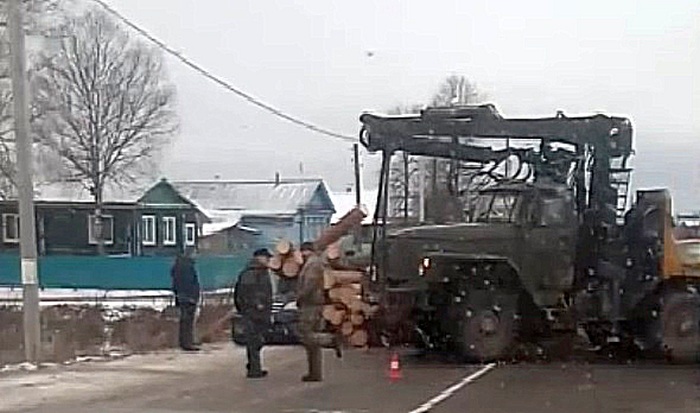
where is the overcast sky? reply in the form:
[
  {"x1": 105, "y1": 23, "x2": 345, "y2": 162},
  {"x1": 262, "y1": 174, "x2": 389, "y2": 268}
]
[{"x1": 103, "y1": 0, "x2": 699, "y2": 211}]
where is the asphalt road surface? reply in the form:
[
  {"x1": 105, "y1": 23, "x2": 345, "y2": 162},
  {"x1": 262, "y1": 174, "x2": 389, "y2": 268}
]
[{"x1": 3, "y1": 344, "x2": 700, "y2": 413}]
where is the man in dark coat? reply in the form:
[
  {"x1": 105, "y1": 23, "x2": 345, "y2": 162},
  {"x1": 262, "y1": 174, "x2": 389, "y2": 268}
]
[
  {"x1": 234, "y1": 248, "x2": 273, "y2": 378},
  {"x1": 171, "y1": 249, "x2": 201, "y2": 351}
]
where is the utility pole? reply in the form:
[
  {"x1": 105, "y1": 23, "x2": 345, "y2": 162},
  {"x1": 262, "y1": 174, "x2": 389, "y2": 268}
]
[
  {"x1": 431, "y1": 158, "x2": 437, "y2": 195},
  {"x1": 418, "y1": 158, "x2": 425, "y2": 223},
  {"x1": 352, "y1": 143, "x2": 362, "y2": 248},
  {"x1": 8, "y1": 0, "x2": 41, "y2": 363},
  {"x1": 353, "y1": 143, "x2": 361, "y2": 205}
]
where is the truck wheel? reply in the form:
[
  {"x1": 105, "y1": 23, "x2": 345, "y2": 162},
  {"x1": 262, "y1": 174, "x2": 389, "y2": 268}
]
[
  {"x1": 661, "y1": 292, "x2": 700, "y2": 363},
  {"x1": 459, "y1": 308, "x2": 514, "y2": 362}
]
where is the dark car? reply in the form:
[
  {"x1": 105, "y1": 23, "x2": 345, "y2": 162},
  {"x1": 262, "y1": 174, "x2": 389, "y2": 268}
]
[{"x1": 231, "y1": 296, "x2": 300, "y2": 345}]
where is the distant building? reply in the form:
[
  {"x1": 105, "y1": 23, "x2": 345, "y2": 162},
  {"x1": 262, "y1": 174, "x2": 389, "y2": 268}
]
[
  {"x1": 198, "y1": 221, "x2": 261, "y2": 255},
  {"x1": 172, "y1": 178, "x2": 335, "y2": 252},
  {"x1": 0, "y1": 178, "x2": 204, "y2": 256},
  {"x1": 330, "y1": 188, "x2": 378, "y2": 225},
  {"x1": 329, "y1": 189, "x2": 378, "y2": 257},
  {"x1": 675, "y1": 213, "x2": 700, "y2": 240}
]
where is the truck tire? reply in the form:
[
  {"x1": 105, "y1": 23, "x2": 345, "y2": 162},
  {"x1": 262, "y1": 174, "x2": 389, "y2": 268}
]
[
  {"x1": 458, "y1": 308, "x2": 515, "y2": 362},
  {"x1": 661, "y1": 292, "x2": 700, "y2": 363}
]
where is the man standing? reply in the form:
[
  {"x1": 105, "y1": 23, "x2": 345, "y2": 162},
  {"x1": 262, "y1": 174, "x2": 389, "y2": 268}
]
[
  {"x1": 171, "y1": 249, "x2": 201, "y2": 352},
  {"x1": 234, "y1": 248, "x2": 273, "y2": 379},
  {"x1": 297, "y1": 242, "x2": 341, "y2": 382}
]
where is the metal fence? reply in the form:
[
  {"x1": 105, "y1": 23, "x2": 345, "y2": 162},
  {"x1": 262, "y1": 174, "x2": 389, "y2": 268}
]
[{"x1": 0, "y1": 253, "x2": 248, "y2": 291}]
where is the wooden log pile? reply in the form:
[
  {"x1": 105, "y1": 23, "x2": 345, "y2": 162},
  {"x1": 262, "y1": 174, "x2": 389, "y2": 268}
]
[
  {"x1": 321, "y1": 268, "x2": 379, "y2": 348},
  {"x1": 269, "y1": 205, "x2": 368, "y2": 279},
  {"x1": 268, "y1": 205, "x2": 377, "y2": 348},
  {"x1": 269, "y1": 240, "x2": 305, "y2": 278}
]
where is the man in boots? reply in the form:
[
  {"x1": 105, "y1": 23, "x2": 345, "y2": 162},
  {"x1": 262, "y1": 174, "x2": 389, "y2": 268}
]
[
  {"x1": 171, "y1": 249, "x2": 201, "y2": 352},
  {"x1": 297, "y1": 242, "x2": 342, "y2": 382},
  {"x1": 234, "y1": 248, "x2": 273, "y2": 379}
]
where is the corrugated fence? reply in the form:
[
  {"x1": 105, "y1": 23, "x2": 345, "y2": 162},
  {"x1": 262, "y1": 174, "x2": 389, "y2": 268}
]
[{"x1": 0, "y1": 253, "x2": 248, "y2": 290}]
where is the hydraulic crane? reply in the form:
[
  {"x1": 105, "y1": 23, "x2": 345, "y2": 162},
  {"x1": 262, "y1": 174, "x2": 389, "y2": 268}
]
[{"x1": 359, "y1": 104, "x2": 699, "y2": 362}]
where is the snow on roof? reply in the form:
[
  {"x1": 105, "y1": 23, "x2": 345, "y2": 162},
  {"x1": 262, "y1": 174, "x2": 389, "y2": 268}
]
[
  {"x1": 31, "y1": 181, "x2": 147, "y2": 204},
  {"x1": 204, "y1": 209, "x2": 243, "y2": 223},
  {"x1": 330, "y1": 189, "x2": 378, "y2": 224},
  {"x1": 202, "y1": 221, "x2": 237, "y2": 237},
  {"x1": 237, "y1": 225, "x2": 260, "y2": 233},
  {"x1": 172, "y1": 179, "x2": 332, "y2": 214},
  {"x1": 202, "y1": 221, "x2": 261, "y2": 237}
]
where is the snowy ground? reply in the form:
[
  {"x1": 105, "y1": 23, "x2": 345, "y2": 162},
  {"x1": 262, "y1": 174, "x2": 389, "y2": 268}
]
[
  {"x1": 0, "y1": 287, "x2": 233, "y2": 309},
  {"x1": 0, "y1": 345, "x2": 241, "y2": 412},
  {"x1": 0, "y1": 287, "x2": 174, "y2": 309},
  {"x1": 0, "y1": 287, "x2": 235, "y2": 373},
  {"x1": 5, "y1": 344, "x2": 697, "y2": 413},
  {"x1": 0, "y1": 352, "x2": 128, "y2": 374}
]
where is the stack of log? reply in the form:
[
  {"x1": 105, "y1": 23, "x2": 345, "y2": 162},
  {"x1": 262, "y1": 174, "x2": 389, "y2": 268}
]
[
  {"x1": 268, "y1": 239, "x2": 305, "y2": 278},
  {"x1": 320, "y1": 206, "x2": 376, "y2": 348},
  {"x1": 321, "y1": 268, "x2": 378, "y2": 348},
  {"x1": 267, "y1": 205, "x2": 376, "y2": 348},
  {"x1": 313, "y1": 206, "x2": 367, "y2": 252},
  {"x1": 269, "y1": 205, "x2": 368, "y2": 279}
]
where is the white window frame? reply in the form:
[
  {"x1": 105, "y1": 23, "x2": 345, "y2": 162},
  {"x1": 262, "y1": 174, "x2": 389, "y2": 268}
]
[
  {"x1": 88, "y1": 214, "x2": 114, "y2": 245},
  {"x1": 163, "y1": 216, "x2": 177, "y2": 246},
  {"x1": 2, "y1": 213, "x2": 19, "y2": 243},
  {"x1": 142, "y1": 215, "x2": 156, "y2": 246},
  {"x1": 185, "y1": 223, "x2": 196, "y2": 246}
]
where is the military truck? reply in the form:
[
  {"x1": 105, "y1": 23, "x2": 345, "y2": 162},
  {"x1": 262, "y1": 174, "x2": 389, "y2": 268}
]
[{"x1": 359, "y1": 105, "x2": 700, "y2": 362}]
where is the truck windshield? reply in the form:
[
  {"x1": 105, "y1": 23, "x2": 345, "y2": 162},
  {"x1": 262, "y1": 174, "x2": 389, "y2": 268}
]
[{"x1": 472, "y1": 192, "x2": 521, "y2": 223}]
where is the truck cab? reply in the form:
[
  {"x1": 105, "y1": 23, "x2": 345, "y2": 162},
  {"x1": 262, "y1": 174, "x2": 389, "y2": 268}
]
[{"x1": 379, "y1": 181, "x2": 577, "y2": 359}]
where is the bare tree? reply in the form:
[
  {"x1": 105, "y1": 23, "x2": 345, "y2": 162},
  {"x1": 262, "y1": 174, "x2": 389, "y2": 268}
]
[
  {"x1": 0, "y1": 89, "x2": 15, "y2": 195},
  {"x1": 0, "y1": 0, "x2": 76, "y2": 197},
  {"x1": 431, "y1": 74, "x2": 483, "y2": 107},
  {"x1": 32, "y1": 9, "x2": 178, "y2": 253},
  {"x1": 428, "y1": 75, "x2": 484, "y2": 195},
  {"x1": 425, "y1": 75, "x2": 490, "y2": 222},
  {"x1": 386, "y1": 104, "x2": 422, "y2": 220},
  {"x1": 389, "y1": 151, "x2": 421, "y2": 220},
  {"x1": 384, "y1": 77, "x2": 487, "y2": 223}
]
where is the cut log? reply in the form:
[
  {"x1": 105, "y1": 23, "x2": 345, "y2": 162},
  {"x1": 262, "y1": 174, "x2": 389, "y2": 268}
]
[
  {"x1": 281, "y1": 257, "x2": 301, "y2": 278},
  {"x1": 323, "y1": 270, "x2": 335, "y2": 290},
  {"x1": 292, "y1": 249, "x2": 304, "y2": 265},
  {"x1": 349, "y1": 329, "x2": 368, "y2": 347},
  {"x1": 347, "y1": 299, "x2": 371, "y2": 314},
  {"x1": 322, "y1": 305, "x2": 346, "y2": 326},
  {"x1": 328, "y1": 285, "x2": 362, "y2": 305},
  {"x1": 350, "y1": 313, "x2": 365, "y2": 326},
  {"x1": 276, "y1": 239, "x2": 292, "y2": 255},
  {"x1": 324, "y1": 270, "x2": 364, "y2": 289},
  {"x1": 325, "y1": 241, "x2": 342, "y2": 261},
  {"x1": 341, "y1": 321, "x2": 354, "y2": 336},
  {"x1": 268, "y1": 254, "x2": 283, "y2": 271},
  {"x1": 314, "y1": 206, "x2": 367, "y2": 251}
]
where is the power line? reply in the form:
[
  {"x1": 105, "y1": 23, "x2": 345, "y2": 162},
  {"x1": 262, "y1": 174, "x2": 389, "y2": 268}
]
[{"x1": 90, "y1": 0, "x2": 356, "y2": 143}]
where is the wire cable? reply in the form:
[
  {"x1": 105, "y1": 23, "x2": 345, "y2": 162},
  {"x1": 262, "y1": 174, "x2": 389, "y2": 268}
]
[{"x1": 90, "y1": 0, "x2": 356, "y2": 143}]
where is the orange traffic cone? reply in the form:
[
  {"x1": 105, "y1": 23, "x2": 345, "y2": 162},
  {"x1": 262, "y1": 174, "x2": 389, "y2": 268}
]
[{"x1": 388, "y1": 352, "x2": 402, "y2": 381}]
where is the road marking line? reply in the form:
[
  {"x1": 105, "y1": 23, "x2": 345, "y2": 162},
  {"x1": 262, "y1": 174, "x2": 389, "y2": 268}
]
[{"x1": 408, "y1": 363, "x2": 496, "y2": 413}]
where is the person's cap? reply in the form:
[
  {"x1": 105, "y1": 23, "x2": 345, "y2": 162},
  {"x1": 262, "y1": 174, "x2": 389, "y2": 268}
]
[
  {"x1": 300, "y1": 242, "x2": 316, "y2": 252},
  {"x1": 253, "y1": 248, "x2": 272, "y2": 258}
]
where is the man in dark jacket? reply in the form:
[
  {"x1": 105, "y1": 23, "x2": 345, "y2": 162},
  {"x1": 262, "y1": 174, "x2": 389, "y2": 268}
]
[
  {"x1": 234, "y1": 248, "x2": 273, "y2": 378},
  {"x1": 171, "y1": 249, "x2": 201, "y2": 351}
]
